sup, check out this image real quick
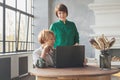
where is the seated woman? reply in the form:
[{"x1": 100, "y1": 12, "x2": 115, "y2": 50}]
[{"x1": 32, "y1": 29, "x2": 55, "y2": 68}]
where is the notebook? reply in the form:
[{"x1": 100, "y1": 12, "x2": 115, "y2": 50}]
[{"x1": 54, "y1": 45, "x2": 85, "y2": 68}]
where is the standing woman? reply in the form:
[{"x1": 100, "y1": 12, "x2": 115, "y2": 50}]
[{"x1": 49, "y1": 3, "x2": 79, "y2": 48}]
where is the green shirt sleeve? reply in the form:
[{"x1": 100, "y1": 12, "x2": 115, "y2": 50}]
[
  {"x1": 36, "y1": 57, "x2": 46, "y2": 68},
  {"x1": 73, "y1": 22, "x2": 79, "y2": 44}
]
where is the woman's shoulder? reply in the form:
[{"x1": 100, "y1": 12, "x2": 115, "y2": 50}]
[
  {"x1": 50, "y1": 21, "x2": 61, "y2": 29},
  {"x1": 33, "y1": 47, "x2": 42, "y2": 54},
  {"x1": 66, "y1": 20, "x2": 75, "y2": 24},
  {"x1": 51, "y1": 21, "x2": 60, "y2": 25}
]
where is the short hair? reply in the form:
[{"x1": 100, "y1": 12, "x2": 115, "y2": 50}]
[
  {"x1": 55, "y1": 3, "x2": 68, "y2": 17},
  {"x1": 38, "y1": 29, "x2": 55, "y2": 44}
]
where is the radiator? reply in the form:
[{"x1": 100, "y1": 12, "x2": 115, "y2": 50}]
[
  {"x1": 19, "y1": 56, "x2": 28, "y2": 76},
  {"x1": 0, "y1": 57, "x2": 11, "y2": 80}
]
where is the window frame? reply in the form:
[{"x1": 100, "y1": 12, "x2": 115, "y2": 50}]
[{"x1": 0, "y1": 0, "x2": 34, "y2": 53}]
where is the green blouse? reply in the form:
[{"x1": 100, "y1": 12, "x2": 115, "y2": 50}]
[{"x1": 50, "y1": 20, "x2": 79, "y2": 48}]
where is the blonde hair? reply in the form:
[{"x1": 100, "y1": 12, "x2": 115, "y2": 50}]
[{"x1": 38, "y1": 29, "x2": 55, "y2": 44}]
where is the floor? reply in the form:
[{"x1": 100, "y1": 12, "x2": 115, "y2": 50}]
[
  {"x1": 20, "y1": 75, "x2": 35, "y2": 80},
  {"x1": 11, "y1": 74, "x2": 35, "y2": 80}
]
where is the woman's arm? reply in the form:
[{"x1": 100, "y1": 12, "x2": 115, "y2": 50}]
[
  {"x1": 35, "y1": 45, "x2": 53, "y2": 68},
  {"x1": 36, "y1": 57, "x2": 46, "y2": 68},
  {"x1": 32, "y1": 48, "x2": 47, "y2": 68}
]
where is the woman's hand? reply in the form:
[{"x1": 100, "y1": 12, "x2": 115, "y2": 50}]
[
  {"x1": 83, "y1": 58, "x2": 88, "y2": 66},
  {"x1": 74, "y1": 43, "x2": 79, "y2": 46},
  {"x1": 40, "y1": 45, "x2": 52, "y2": 59}
]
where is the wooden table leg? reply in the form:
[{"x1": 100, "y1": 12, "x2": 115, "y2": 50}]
[{"x1": 36, "y1": 76, "x2": 57, "y2": 80}]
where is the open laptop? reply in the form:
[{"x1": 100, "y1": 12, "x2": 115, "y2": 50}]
[{"x1": 54, "y1": 45, "x2": 85, "y2": 68}]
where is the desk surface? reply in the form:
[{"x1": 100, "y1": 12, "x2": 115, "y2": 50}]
[{"x1": 30, "y1": 65, "x2": 120, "y2": 78}]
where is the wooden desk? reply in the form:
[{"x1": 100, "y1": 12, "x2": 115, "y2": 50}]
[{"x1": 30, "y1": 65, "x2": 120, "y2": 80}]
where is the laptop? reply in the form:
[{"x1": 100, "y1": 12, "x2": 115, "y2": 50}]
[{"x1": 54, "y1": 45, "x2": 85, "y2": 68}]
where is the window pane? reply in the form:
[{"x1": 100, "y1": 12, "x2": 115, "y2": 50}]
[
  {"x1": 17, "y1": 13, "x2": 27, "y2": 51},
  {"x1": 27, "y1": 0, "x2": 33, "y2": 14},
  {"x1": 6, "y1": 0, "x2": 15, "y2": 7},
  {"x1": 0, "y1": 0, "x2": 3, "y2": 3},
  {"x1": 27, "y1": 17, "x2": 33, "y2": 50},
  {"x1": 6, "y1": 9, "x2": 15, "y2": 52},
  {"x1": 0, "y1": 7, "x2": 3, "y2": 53},
  {"x1": 17, "y1": 0, "x2": 26, "y2": 11},
  {"x1": 27, "y1": 0, "x2": 31, "y2": 14},
  {"x1": 31, "y1": 0, "x2": 33, "y2": 14}
]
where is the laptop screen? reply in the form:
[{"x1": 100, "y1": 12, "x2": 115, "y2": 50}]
[{"x1": 54, "y1": 45, "x2": 85, "y2": 68}]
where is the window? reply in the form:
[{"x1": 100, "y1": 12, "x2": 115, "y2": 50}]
[
  {"x1": 0, "y1": 0, "x2": 34, "y2": 53},
  {"x1": 6, "y1": 0, "x2": 15, "y2": 7},
  {"x1": 5, "y1": 9, "x2": 15, "y2": 52},
  {"x1": 17, "y1": 0, "x2": 25, "y2": 11},
  {"x1": 0, "y1": 0, "x2": 3, "y2": 3},
  {"x1": 0, "y1": 6, "x2": 3, "y2": 52},
  {"x1": 27, "y1": 0, "x2": 33, "y2": 14}
]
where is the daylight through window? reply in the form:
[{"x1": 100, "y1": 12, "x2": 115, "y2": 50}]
[{"x1": 0, "y1": 0, "x2": 34, "y2": 53}]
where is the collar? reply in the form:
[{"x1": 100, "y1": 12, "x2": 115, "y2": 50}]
[{"x1": 58, "y1": 20, "x2": 68, "y2": 24}]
